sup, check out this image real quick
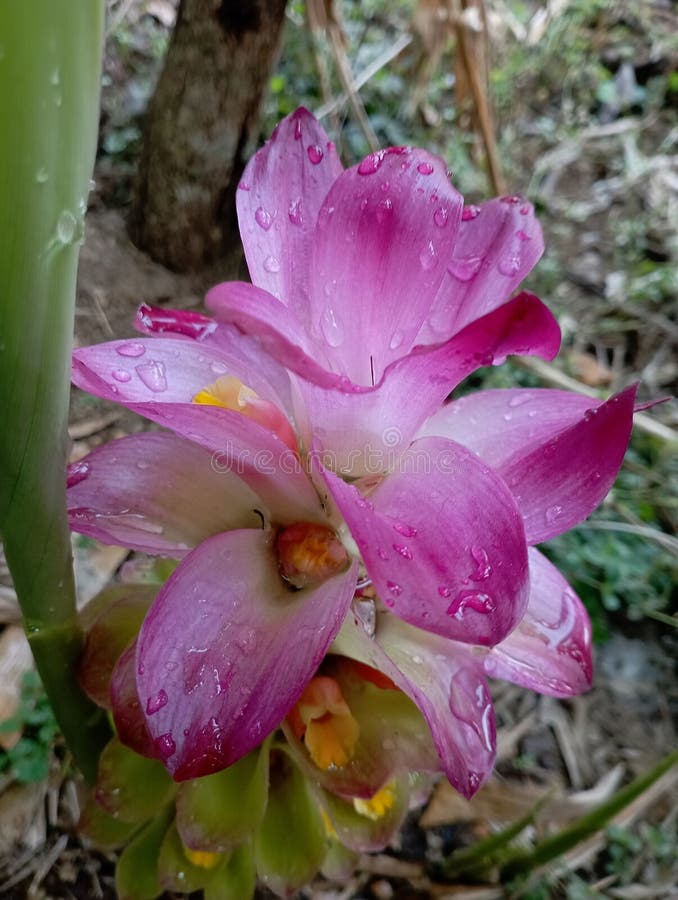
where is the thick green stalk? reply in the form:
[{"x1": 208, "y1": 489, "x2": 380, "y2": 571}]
[{"x1": 0, "y1": 3, "x2": 111, "y2": 782}]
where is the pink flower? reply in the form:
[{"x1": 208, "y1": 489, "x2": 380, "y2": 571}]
[{"x1": 69, "y1": 109, "x2": 635, "y2": 796}]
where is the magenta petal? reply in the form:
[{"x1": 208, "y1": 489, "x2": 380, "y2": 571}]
[
  {"x1": 420, "y1": 388, "x2": 595, "y2": 468},
  {"x1": 297, "y1": 292, "x2": 560, "y2": 476},
  {"x1": 484, "y1": 548, "x2": 592, "y2": 696},
  {"x1": 497, "y1": 386, "x2": 637, "y2": 543},
  {"x1": 315, "y1": 438, "x2": 529, "y2": 645},
  {"x1": 136, "y1": 529, "x2": 358, "y2": 780},
  {"x1": 68, "y1": 433, "x2": 262, "y2": 555},
  {"x1": 419, "y1": 196, "x2": 544, "y2": 342},
  {"x1": 308, "y1": 148, "x2": 464, "y2": 384},
  {"x1": 110, "y1": 642, "x2": 156, "y2": 759},
  {"x1": 135, "y1": 303, "x2": 218, "y2": 340},
  {"x1": 334, "y1": 614, "x2": 495, "y2": 798},
  {"x1": 237, "y1": 107, "x2": 343, "y2": 312}
]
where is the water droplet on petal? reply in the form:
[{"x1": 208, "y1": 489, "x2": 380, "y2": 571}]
[
  {"x1": 386, "y1": 581, "x2": 402, "y2": 596},
  {"x1": 508, "y1": 392, "x2": 534, "y2": 408},
  {"x1": 500, "y1": 195, "x2": 522, "y2": 205},
  {"x1": 209, "y1": 360, "x2": 228, "y2": 375},
  {"x1": 419, "y1": 240, "x2": 437, "y2": 271},
  {"x1": 263, "y1": 255, "x2": 280, "y2": 273},
  {"x1": 437, "y1": 585, "x2": 452, "y2": 598},
  {"x1": 146, "y1": 689, "x2": 168, "y2": 715},
  {"x1": 238, "y1": 180, "x2": 250, "y2": 191},
  {"x1": 358, "y1": 151, "x2": 385, "y2": 175},
  {"x1": 520, "y1": 204, "x2": 531, "y2": 215},
  {"x1": 470, "y1": 545, "x2": 492, "y2": 581},
  {"x1": 307, "y1": 144, "x2": 323, "y2": 164},
  {"x1": 461, "y1": 205, "x2": 480, "y2": 221},
  {"x1": 135, "y1": 360, "x2": 168, "y2": 393},
  {"x1": 294, "y1": 117, "x2": 303, "y2": 140},
  {"x1": 116, "y1": 341, "x2": 146, "y2": 358},
  {"x1": 448, "y1": 255, "x2": 481, "y2": 282},
  {"x1": 498, "y1": 246, "x2": 521, "y2": 276},
  {"x1": 255, "y1": 206, "x2": 273, "y2": 230},
  {"x1": 320, "y1": 307, "x2": 344, "y2": 347},
  {"x1": 516, "y1": 229, "x2": 532, "y2": 241},
  {"x1": 433, "y1": 206, "x2": 449, "y2": 227},
  {"x1": 154, "y1": 732, "x2": 176, "y2": 760},
  {"x1": 393, "y1": 522, "x2": 417, "y2": 537},
  {"x1": 67, "y1": 461, "x2": 89, "y2": 488},
  {"x1": 380, "y1": 180, "x2": 390, "y2": 192},
  {"x1": 545, "y1": 504, "x2": 564, "y2": 525},
  {"x1": 392, "y1": 544, "x2": 413, "y2": 560},
  {"x1": 377, "y1": 547, "x2": 390, "y2": 561},
  {"x1": 111, "y1": 369, "x2": 131, "y2": 383},
  {"x1": 417, "y1": 161, "x2": 434, "y2": 175},
  {"x1": 389, "y1": 329, "x2": 404, "y2": 350},
  {"x1": 375, "y1": 197, "x2": 393, "y2": 224},
  {"x1": 447, "y1": 590, "x2": 496, "y2": 618},
  {"x1": 288, "y1": 198, "x2": 303, "y2": 225}
]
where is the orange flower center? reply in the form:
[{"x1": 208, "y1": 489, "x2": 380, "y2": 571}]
[
  {"x1": 288, "y1": 676, "x2": 359, "y2": 770},
  {"x1": 277, "y1": 522, "x2": 349, "y2": 590}
]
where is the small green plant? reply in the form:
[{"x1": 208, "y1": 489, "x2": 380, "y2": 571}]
[{"x1": 0, "y1": 670, "x2": 59, "y2": 782}]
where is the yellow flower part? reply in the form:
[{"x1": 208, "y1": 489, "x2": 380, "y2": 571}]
[
  {"x1": 192, "y1": 375, "x2": 257, "y2": 411},
  {"x1": 289, "y1": 675, "x2": 359, "y2": 770},
  {"x1": 353, "y1": 781, "x2": 397, "y2": 821},
  {"x1": 277, "y1": 522, "x2": 350, "y2": 590},
  {"x1": 192, "y1": 374, "x2": 297, "y2": 451},
  {"x1": 320, "y1": 807, "x2": 337, "y2": 839},
  {"x1": 183, "y1": 847, "x2": 221, "y2": 869}
]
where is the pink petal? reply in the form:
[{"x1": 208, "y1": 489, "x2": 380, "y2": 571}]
[
  {"x1": 334, "y1": 614, "x2": 495, "y2": 798},
  {"x1": 314, "y1": 437, "x2": 529, "y2": 646},
  {"x1": 135, "y1": 303, "x2": 218, "y2": 340},
  {"x1": 237, "y1": 107, "x2": 343, "y2": 313},
  {"x1": 418, "y1": 196, "x2": 544, "y2": 343},
  {"x1": 483, "y1": 548, "x2": 592, "y2": 696},
  {"x1": 420, "y1": 387, "x2": 595, "y2": 468},
  {"x1": 110, "y1": 641, "x2": 157, "y2": 759},
  {"x1": 72, "y1": 343, "x2": 320, "y2": 522},
  {"x1": 496, "y1": 386, "x2": 637, "y2": 543},
  {"x1": 308, "y1": 147, "x2": 464, "y2": 384},
  {"x1": 299, "y1": 292, "x2": 560, "y2": 477},
  {"x1": 68, "y1": 433, "x2": 263, "y2": 555},
  {"x1": 135, "y1": 529, "x2": 358, "y2": 780}
]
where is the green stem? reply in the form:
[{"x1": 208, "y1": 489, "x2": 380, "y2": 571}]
[
  {"x1": 0, "y1": 2, "x2": 111, "y2": 782},
  {"x1": 499, "y1": 747, "x2": 678, "y2": 880}
]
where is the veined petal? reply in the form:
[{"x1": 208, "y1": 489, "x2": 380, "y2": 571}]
[
  {"x1": 483, "y1": 548, "x2": 592, "y2": 696},
  {"x1": 237, "y1": 107, "x2": 343, "y2": 312},
  {"x1": 135, "y1": 529, "x2": 358, "y2": 780},
  {"x1": 314, "y1": 438, "x2": 529, "y2": 645},
  {"x1": 297, "y1": 291, "x2": 560, "y2": 476},
  {"x1": 419, "y1": 388, "x2": 595, "y2": 468},
  {"x1": 68, "y1": 432, "x2": 262, "y2": 555},
  {"x1": 496, "y1": 386, "x2": 637, "y2": 543},
  {"x1": 334, "y1": 613, "x2": 496, "y2": 798},
  {"x1": 419, "y1": 196, "x2": 544, "y2": 343},
  {"x1": 308, "y1": 147, "x2": 464, "y2": 384}
]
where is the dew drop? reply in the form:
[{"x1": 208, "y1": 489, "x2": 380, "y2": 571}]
[
  {"x1": 237, "y1": 180, "x2": 250, "y2": 191},
  {"x1": 470, "y1": 545, "x2": 492, "y2": 581},
  {"x1": 419, "y1": 240, "x2": 437, "y2": 271},
  {"x1": 146, "y1": 689, "x2": 168, "y2": 715},
  {"x1": 392, "y1": 543, "x2": 413, "y2": 560},
  {"x1": 56, "y1": 210, "x2": 77, "y2": 243},
  {"x1": 67, "y1": 461, "x2": 89, "y2": 488},
  {"x1": 386, "y1": 581, "x2": 402, "y2": 596},
  {"x1": 135, "y1": 360, "x2": 168, "y2": 393},
  {"x1": 116, "y1": 341, "x2": 146, "y2": 358},
  {"x1": 380, "y1": 180, "x2": 390, "y2": 192},
  {"x1": 209, "y1": 360, "x2": 228, "y2": 375},
  {"x1": 254, "y1": 206, "x2": 273, "y2": 231},
  {"x1": 111, "y1": 369, "x2": 131, "y2": 383},
  {"x1": 288, "y1": 198, "x2": 303, "y2": 225},
  {"x1": 461, "y1": 205, "x2": 480, "y2": 221},
  {"x1": 433, "y1": 206, "x2": 449, "y2": 227},
  {"x1": 447, "y1": 590, "x2": 496, "y2": 618},
  {"x1": 389, "y1": 329, "x2": 405, "y2": 350},
  {"x1": 35, "y1": 167, "x2": 48, "y2": 184},
  {"x1": 375, "y1": 197, "x2": 393, "y2": 224},
  {"x1": 417, "y1": 161, "x2": 434, "y2": 175},
  {"x1": 545, "y1": 504, "x2": 564, "y2": 524},
  {"x1": 500, "y1": 195, "x2": 522, "y2": 205},
  {"x1": 154, "y1": 732, "x2": 176, "y2": 760},
  {"x1": 393, "y1": 522, "x2": 417, "y2": 537},
  {"x1": 508, "y1": 392, "x2": 534, "y2": 408},
  {"x1": 294, "y1": 117, "x2": 303, "y2": 140},
  {"x1": 320, "y1": 307, "x2": 344, "y2": 347},
  {"x1": 437, "y1": 585, "x2": 452, "y2": 598},
  {"x1": 377, "y1": 547, "x2": 390, "y2": 561},
  {"x1": 516, "y1": 228, "x2": 532, "y2": 241},
  {"x1": 358, "y1": 151, "x2": 384, "y2": 175},
  {"x1": 448, "y1": 255, "x2": 481, "y2": 282},
  {"x1": 520, "y1": 204, "x2": 531, "y2": 215},
  {"x1": 498, "y1": 248, "x2": 521, "y2": 276},
  {"x1": 50, "y1": 68, "x2": 60, "y2": 86},
  {"x1": 307, "y1": 144, "x2": 324, "y2": 164},
  {"x1": 263, "y1": 254, "x2": 280, "y2": 273}
]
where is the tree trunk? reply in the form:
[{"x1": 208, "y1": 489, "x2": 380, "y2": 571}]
[{"x1": 130, "y1": 0, "x2": 287, "y2": 272}]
